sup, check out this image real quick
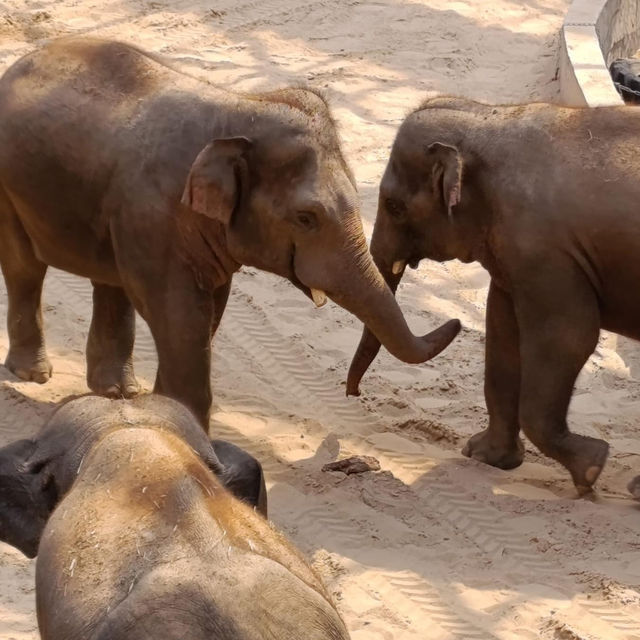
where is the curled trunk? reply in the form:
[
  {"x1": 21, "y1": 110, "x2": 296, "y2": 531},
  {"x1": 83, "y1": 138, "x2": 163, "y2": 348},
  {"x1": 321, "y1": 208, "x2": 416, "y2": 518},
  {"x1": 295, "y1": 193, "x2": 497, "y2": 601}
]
[
  {"x1": 316, "y1": 243, "x2": 459, "y2": 396},
  {"x1": 345, "y1": 261, "x2": 460, "y2": 396}
]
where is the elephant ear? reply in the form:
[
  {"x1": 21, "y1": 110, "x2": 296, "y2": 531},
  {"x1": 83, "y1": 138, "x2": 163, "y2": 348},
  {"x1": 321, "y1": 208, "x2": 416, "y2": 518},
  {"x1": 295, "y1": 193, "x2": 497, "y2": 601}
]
[
  {"x1": 181, "y1": 137, "x2": 253, "y2": 225},
  {"x1": 427, "y1": 142, "x2": 463, "y2": 218},
  {"x1": 0, "y1": 439, "x2": 57, "y2": 558},
  {"x1": 211, "y1": 439, "x2": 267, "y2": 518}
]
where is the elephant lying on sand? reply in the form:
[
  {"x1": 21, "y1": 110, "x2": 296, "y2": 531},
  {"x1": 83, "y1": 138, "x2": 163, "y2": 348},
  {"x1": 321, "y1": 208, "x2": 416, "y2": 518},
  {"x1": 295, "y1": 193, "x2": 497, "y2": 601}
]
[
  {"x1": 347, "y1": 96, "x2": 640, "y2": 496},
  {"x1": 0, "y1": 395, "x2": 349, "y2": 640},
  {"x1": 0, "y1": 37, "x2": 460, "y2": 426}
]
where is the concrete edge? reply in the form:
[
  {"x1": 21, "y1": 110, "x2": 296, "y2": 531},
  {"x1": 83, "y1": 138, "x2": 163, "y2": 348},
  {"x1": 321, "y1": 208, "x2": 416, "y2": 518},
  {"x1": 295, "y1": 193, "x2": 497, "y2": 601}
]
[{"x1": 559, "y1": 0, "x2": 638, "y2": 106}]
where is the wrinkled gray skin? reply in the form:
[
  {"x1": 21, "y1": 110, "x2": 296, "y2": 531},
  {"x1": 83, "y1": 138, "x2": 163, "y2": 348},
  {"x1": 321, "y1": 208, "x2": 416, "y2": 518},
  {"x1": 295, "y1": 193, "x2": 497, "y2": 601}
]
[
  {"x1": 0, "y1": 395, "x2": 349, "y2": 640},
  {"x1": 0, "y1": 37, "x2": 460, "y2": 426},
  {"x1": 348, "y1": 97, "x2": 640, "y2": 496}
]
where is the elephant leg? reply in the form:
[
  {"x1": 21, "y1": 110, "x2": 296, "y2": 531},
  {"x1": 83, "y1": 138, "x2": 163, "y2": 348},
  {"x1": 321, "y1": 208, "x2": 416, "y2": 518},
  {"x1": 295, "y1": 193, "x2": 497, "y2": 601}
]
[
  {"x1": 152, "y1": 313, "x2": 212, "y2": 429},
  {"x1": 515, "y1": 264, "x2": 607, "y2": 494},
  {"x1": 462, "y1": 281, "x2": 524, "y2": 469},
  {"x1": 143, "y1": 279, "x2": 229, "y2": 429},
  {"x1": 0, "y1": 193, "x2": 51, "y2": 383},
  {"x1": 210, "y1": 281, "x2": 231, "y2": 340},
  {"x1": 86, "y1": 282, "x2": 139, "y2": 398},
  {"x1": 628, "y1": 476, "x2": 640, "y2": 501}
]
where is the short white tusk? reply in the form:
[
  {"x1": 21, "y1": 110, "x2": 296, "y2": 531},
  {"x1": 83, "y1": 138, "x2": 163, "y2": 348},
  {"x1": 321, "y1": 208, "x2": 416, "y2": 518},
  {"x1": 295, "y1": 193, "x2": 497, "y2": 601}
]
[
  {"x1": 311, "y1": 288, "x2": 327, "y2": 308},
  {"x1": 392, "y1": 260, "x2": 406, "y2": 275}
]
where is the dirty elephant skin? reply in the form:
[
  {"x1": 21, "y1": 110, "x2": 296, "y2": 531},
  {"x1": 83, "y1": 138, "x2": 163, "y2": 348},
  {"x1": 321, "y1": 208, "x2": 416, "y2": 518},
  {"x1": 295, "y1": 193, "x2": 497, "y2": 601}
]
[
  {"x1": 348, "y1": 96, "x2": 640, "y2": 496},
  {"x1": 0, "y1": 395, "x2": 349, "y2": 640},
  {"x1": 0, "y1": 37, "x2": 460, "y2": 426}
]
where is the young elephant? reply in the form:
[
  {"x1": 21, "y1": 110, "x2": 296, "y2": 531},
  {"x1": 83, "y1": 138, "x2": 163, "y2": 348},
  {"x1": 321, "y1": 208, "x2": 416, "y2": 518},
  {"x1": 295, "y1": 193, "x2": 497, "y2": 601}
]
[
  {"x1": 347, "y1": 97, "x2": 640, "y2": 495},
  {"x1": 0, "y1": 37, "x2": 459, "y2": 427},
  {"x1": 0, "y1": 395, "x2": 349, "y2": 640}
]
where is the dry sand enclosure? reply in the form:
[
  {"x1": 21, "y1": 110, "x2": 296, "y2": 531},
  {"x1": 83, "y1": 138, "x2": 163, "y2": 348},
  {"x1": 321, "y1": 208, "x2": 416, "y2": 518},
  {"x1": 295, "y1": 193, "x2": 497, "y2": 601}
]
[{"x1": 2, "y1": 0, "x2": 640, "y2": 638}]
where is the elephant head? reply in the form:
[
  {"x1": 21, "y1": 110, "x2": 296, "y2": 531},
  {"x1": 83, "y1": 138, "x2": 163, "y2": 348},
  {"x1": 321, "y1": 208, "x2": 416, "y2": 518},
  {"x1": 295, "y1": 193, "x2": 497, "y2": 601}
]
[
  {"x1": 348, "y1": 104, "x2": 488, "y2": 395},
  {"x1": 179, "y1": 88, "x2": 460, "y2": 369},
  {"x1": 0, "y1": 395, "x2": 266, "y2": 558}
]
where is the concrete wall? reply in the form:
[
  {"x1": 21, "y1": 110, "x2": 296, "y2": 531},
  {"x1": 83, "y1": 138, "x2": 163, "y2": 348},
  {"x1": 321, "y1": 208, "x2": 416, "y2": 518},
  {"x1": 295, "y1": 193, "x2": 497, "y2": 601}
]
[{"x1": 559, "y1": 0, "x2": 639, "y2": 107}]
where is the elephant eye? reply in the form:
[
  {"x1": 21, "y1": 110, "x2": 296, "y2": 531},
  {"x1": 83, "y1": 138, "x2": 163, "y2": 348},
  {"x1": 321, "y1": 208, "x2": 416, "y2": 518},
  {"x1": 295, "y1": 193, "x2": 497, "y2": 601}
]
[
  {"x1": 385, "y1": 198, "x2": 406, "y2": 219},
  {"x1": 295, "y1": 211, "x2": 318, "y2": 231}
]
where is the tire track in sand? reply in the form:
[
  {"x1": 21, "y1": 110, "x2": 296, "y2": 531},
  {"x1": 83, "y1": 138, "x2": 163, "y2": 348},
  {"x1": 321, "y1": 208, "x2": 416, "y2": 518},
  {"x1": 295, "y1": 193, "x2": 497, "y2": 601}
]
[
  {"x1": 222, "y1": 288, "x2": 640, "y2": 640},
  {"x1": 47, "y1": 270, "x2": 159, "y2": 370},
  {"x1": 9, "y1": 273, "x2": 639, "y2": 639},
  {"x1": 369, "y1": 571, "x2": 493, "y2": 639},
  {"x1": 225, "y1": 290, "x2": 555, "y2": 569},
  {"x1": 272, "y1": 478, "x2": 504, "y2": 639},
  {"x1": 224, "y1": 293, "x2": 378, "y2": 430}
]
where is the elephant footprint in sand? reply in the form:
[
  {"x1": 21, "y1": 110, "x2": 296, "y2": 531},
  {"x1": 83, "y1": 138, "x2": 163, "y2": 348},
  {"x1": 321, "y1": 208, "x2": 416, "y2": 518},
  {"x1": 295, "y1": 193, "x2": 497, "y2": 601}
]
[
  {"x1": 0, "y1": 395, "x2": 350, "y2": 640},
  {"x1": 0, "y1": 37, "x2": 460, "y2": 426},
  {"x1": 348, "y1": 96, "x2": 640, "y2": 496}
]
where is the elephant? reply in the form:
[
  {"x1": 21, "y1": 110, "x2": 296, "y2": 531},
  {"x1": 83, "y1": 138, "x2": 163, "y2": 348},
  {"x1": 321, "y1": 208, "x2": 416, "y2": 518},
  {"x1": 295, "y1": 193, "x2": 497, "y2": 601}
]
[
  {"x1": 347, "y1": 96, "x2": 640, "y2": 496},
  {"x1": 0, "y1": 37, "x2": 460, "y2": 427},
  {"x1": 0, "y1": 394, "x2": 350, "y2": 640}
]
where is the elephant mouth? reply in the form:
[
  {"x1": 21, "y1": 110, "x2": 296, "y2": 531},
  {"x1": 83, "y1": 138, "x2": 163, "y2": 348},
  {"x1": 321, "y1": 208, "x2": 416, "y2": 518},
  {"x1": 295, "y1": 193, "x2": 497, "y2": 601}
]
[
  {"x1": 390, "y1": 257, "x2": 421, "y2": 274},
  {"x1": 288, "y1": 247, "x2": 328, "y2": 308}
]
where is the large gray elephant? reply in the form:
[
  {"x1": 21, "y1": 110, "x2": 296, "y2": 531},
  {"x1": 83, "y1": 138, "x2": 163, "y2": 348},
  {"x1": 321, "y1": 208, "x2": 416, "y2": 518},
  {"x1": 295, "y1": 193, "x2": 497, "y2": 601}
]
[
  {"x1": 0, "y1": 395, "x2": 350, "y2": 639},
  {"x1": 347, "y1": 96, "x2": 640, "y2": 495},
  {"x1": 0, "y1": 37, "x2": 460, "y2": 426}
]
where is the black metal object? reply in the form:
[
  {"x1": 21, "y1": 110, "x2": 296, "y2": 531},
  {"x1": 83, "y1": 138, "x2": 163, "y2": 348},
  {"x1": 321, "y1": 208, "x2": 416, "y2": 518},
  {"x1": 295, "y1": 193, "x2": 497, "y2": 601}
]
[{"x1": 609, "y1": 58, "x2": 640, "y2": 105}]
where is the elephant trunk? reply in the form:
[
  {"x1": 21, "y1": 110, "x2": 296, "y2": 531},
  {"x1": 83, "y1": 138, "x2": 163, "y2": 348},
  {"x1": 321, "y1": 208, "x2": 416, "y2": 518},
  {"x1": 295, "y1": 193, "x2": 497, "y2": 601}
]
[
  {"x1": 346, "y1": 264, "x2": 401, "y2": 397},
  {"x1": 345, "y1": 254, "x2": 459, "y2": 397},
  {"x1": 321, "y1": 242, "x2": 460, "y2": 396}
]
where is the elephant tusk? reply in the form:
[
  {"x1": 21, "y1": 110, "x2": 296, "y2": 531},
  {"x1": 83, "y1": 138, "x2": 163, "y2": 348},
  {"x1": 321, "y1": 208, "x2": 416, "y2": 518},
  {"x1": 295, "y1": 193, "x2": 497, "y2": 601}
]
[
  {"x1": 392, "y1": 260, "x2": 406, "y2": 275},
  {"x1": 311, "y1": 288, "x2": 327, "y2": 308}
]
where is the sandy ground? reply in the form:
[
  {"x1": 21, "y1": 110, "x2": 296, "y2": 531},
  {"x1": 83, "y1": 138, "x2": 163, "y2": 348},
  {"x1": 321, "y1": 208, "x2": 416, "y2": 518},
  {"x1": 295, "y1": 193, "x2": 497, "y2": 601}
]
[{"x1": 2, "y1": 0, "x2": 640, "y2": 638}]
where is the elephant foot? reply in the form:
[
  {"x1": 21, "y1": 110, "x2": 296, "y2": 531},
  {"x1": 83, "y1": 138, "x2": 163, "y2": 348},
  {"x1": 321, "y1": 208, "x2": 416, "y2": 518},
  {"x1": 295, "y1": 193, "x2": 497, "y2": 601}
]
[
  {"x1": 5, "y1": 347, "x2": 52, "y2": 384},
  {"x1": 462, "y1": 428, "x2": 524, "y2": 470},
  {"x1": 562, "y1": 434, "x2": 609, "y2": 496},
  {"x1": 628, "y1": 476, "x2": 640, "y2": 501},
  {"x1": 88, "y1": 361, "x2": 140, "y2": 399}
]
